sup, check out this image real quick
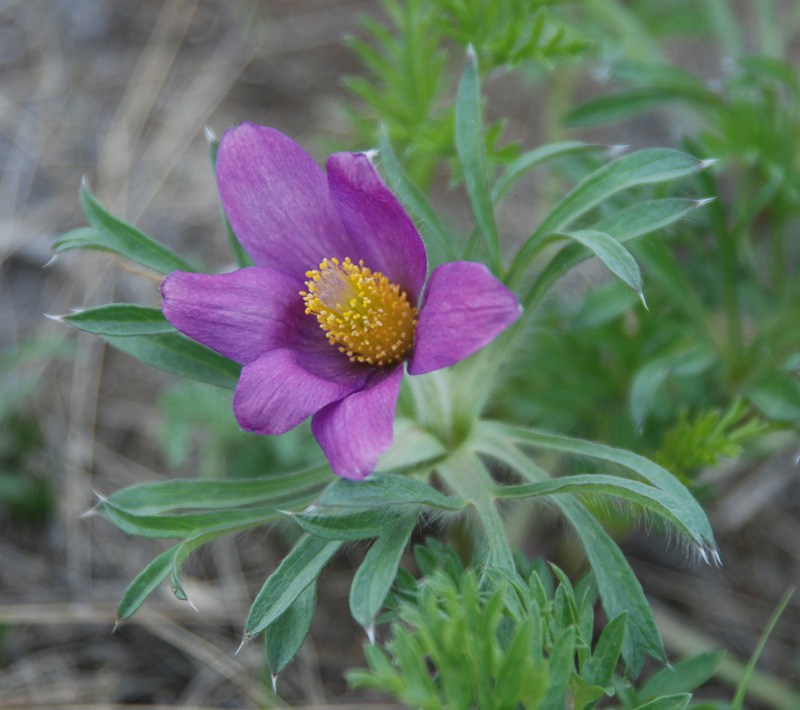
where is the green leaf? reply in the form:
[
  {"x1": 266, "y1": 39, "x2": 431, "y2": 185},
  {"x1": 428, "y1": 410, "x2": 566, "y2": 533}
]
[
  {"x1": 494, "y1": 474, "x2": 700, "y2": 544},
  {"x1": 507, "y1": 149, "x2": 706, "y2": 289},
  {"x1": 541, "y1": 627, "x2": 575, "y2": 710},
  {"x1": 491, "y1": 141, "x2": 607, "y2": 204},
  {"x1": 104, "y1": 333, "x2": 241, "y2": 389},
  {"x1": 108, "y1": 465, "x2": 331, "y2": 514},
  {"x1": 559, "y1": 229, "x2": 643, "y2": 299},
  {"x1": 61, "y1": 304, "x2": 174, "y2": 336},
  {"x1": 376, "y1": 418, "x2": 448, "y2": 473},
  {"x1": 245, "y1": 535, "x2": 343, "y2": 637},
  {"x1": 317, "y1": 473, "x2": 465, "y2": 511},
  {"x1": 639, "y1": 651, "x2": 725, "y2": 702},
  {"x1": 631, "y1": 694, "x2": 692, "y2": 710},
  {"x1": 97, "y1": 500, "x2": 283, "y2": 539},
  {"x1": 378, "y1": 128, "x2": 454, "y2": 263},
  {"x1": 474, "y1": 433, "x2": 665, "y2": 676},
  {"x1": 350, "y1": 511, "x2": 417, "y2": 631},
  {"x1": 117, "y1": 545, "x2": 180, "y2": 620},
  {"x1": 455, "y1": 49, "x2": 502, "y2": 275},
  {"x1": 746, "y1": 372, "x2": 800, "y2": 421},
  {"x1": 294, "y1": 506, "x2": 414, "y2": 541},
  {"x1": 482, "y1": 421, "x2": 716, "y2": 552},
  {"x1": 587, "y1": 612, "x2": 627, "y2": 687},
  {"x1": 527, "y1": 198, "x2": 703, "y2": 309},
  {"x1": 264, "y1": 581, "x2": 317, "y2": 676},
  {"x1": 59, "y1": 184, "x2": 196, "y2": 274}
]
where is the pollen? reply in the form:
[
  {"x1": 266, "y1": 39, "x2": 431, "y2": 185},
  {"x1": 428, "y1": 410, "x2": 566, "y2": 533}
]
[{"x1": 300, "y1": 257, "x2": 417, "y2": 367}]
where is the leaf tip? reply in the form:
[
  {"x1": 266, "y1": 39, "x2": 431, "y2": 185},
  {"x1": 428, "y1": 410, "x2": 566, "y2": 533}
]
[
  {"x1": 203, "y1": 125, "x2": 218, "y2": 143},
  {"x1": 42, "y1": 254, "x2": 58, "y2": 269},
  {"x1": 112, "y1": 617, "x2": 122, "y2": 634},
  {"x1": 638, "y1": 290, "x2": 649, "y2": 311},
  {"x1": 81, "y1": 174, "x2": 91, "y2": 192},
  {"x1": 697, "y1": 157, "x2": 718, "y2": 170},
  {"x1": 365, "y1": 623, "x2": 376, "y2": 645},
  {"x1": 693, "y1": 196, "x2": 716, "y2": 208},
  {"x1": 235, "y1": 633, "x2": 252, "y2": 656},
  {"x1": 43, "y1": 312, "x2": 65, "y2": 323},
  {"x1": 608, "y1": 144, "x2": 630, "y2": 157},
  {"x1": 466, "y1": 43, "x2": 477, "y2": 62}
]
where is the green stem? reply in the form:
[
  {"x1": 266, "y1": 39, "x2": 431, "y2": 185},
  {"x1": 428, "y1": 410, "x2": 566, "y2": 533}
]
[{"x1": 437, "y1": 450, "x2": 515, "y2": 573}]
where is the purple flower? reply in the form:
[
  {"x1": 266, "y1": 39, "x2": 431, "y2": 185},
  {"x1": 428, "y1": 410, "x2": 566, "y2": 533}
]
[{"x1": 161, "y1": 123, "x2": 520, "y2": 480}]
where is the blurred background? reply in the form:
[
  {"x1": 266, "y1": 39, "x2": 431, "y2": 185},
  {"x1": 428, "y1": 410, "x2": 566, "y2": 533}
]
[{"x1": 1, "y1": 0, "x2": 799, "y2": 707}]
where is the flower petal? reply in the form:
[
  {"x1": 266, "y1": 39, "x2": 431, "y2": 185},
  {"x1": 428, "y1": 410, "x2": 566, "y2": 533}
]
[
  {"x1": 326, "y1": 152, "x2": 427, "y2": 302},
  {"x1": 408, "y1": 261, "x2": 520, "y2": 375},
  {"x1": 311, "y1": 365, "x2": 404, "y2": 480},
  {"x1": 162, "y1": 267, "x2": 323, "y2": 365},
  {"x1": 233, "y1": 348, "x2": 370, "y2": 435},
  {"x1": 216, "y1": 123, "x2": 354, "y2": 273}
]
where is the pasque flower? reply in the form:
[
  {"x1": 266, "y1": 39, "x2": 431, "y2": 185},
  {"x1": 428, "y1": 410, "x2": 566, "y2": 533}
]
[{"x1": 161, "y1": 123, "x2": 520, "y2": 479}]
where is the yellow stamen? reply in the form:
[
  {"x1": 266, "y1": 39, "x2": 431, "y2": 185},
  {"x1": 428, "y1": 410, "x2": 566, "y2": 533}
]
[{"x1": 300, "y1": 257, "x2": 417, "y2": 367}]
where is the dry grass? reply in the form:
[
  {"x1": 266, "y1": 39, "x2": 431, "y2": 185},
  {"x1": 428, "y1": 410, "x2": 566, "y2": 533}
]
[{"x1": 1, "y1": 0, "x2": 799, "y2": 708}]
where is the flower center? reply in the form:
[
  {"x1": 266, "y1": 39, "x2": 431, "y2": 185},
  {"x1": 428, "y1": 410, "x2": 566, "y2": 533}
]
[{"x1": 300, "y1": 257, "x2": 417, "y2": 367}]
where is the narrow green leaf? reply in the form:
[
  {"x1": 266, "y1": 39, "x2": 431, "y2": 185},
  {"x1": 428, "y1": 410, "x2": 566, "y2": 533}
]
[
  {"x1": 491, "y1": 141, "x2": 607, "y2": 204},
  {"x1": 52, "y1": 227, "x2": 101, "y2": 253},
  {"x1": 108, "y1": 465, "x2": 331, "y2": 514},
  {"x1": 117, "y1": 545, "x2": 180, "y2": 620},
  {"x1": 61, "y1": 304, "x2": 174, "y2": 336},
  {"x1": 350, "y1": 511, "x2": 417, "y2": 630},
  {"x1": 104, "y1": 333, "x2": 241, "y2": 389},
  {"x1": 264, "y1": 581, "x2": 317, "y2": 676},
  {"x1": 541, "y1": 627, "x2": 576, "y2": 710},
  {"x1": 317, "y1": 473, "x2": 465, "y2": 511},
  {"x1": 494, "y1": 474, "x2": 698, "y2": 543},
  {"x1": 97, "y1": 500, "x2": 282, "y2": 539},
  {"x1": 75, "y1": 184, "x2": 195, "y2": 274},
  {"x1": 378, "y1": 128, "x2": 454, "y2": 262},
  {"x1": 560, "y1": 229, "x2": 643, "y2": 298},
  {"x1": 507, "y1": 149, "x2": 705, "y2": 288},
  {"x1": 455, "y1": 49, "x2": 502, "y2": 275},
  {"x1": 588, "y1": 612, "x2": 628, "y2": 687},
  {"x1": 527, "y1": 198, "x2": 703, "y2": 310},
  {"x1": 639, "y1": 650, "x2": 725, "y2": 702},
  {"x1": 294, "y1": 506, "x2": 411, "y2": 541},
  {"x1": 246, "y1": 535, "x2": 343, "y2": 637},
  {"x1": 482, "y1": 421, "x2": 716, "y2": 551}
]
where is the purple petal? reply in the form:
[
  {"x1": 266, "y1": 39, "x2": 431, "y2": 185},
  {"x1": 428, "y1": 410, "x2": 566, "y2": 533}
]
[
  {"x1": 311, "y1": 366, "x2": 404, "y2": 480},
  {"x1": 408, "y1": 261, "x2": 521, "y2": 375},
  {"x1": 162, "y1": 267, "x2": 323, "y2": 364},
  {"x1": 216, "y1": 124, "x2": 355, "y2": 274},
  {"x1": 233, "y1": 348, "x2": 370, "y2": 435},
  {"x1": 327, "y1": 152, "x2": 427, "y2": 302}
]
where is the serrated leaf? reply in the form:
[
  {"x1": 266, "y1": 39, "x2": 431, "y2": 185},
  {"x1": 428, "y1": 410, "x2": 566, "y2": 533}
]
[
  {"x1": 108, "y1": 465, "x2": 331, "y2": 515},
  {"x1": 264, "y1": 581, "x2": 317, "y2": 676},
  {"x1": 104, "y1": 333, "x2": 240, "y2": 389},
  {"x1": 317, "y1": 472, "x2": 465, "y2": 511},
  {"x1": 492, "y1": 141, "x2": 607, "y2": 204},
  {"x1": 455, "y1": 49, "x2": 502, "y2": 275},
  {"x1": 507, "y1": 150, "x2": 705, "y2": 288},
  {"x1": 350, "y1": 511, "x2": 417, "y2": 630},
  {"x1": 60, "y1": 185, "x2": 195, "y2": 274},
  {"x1": 246, "y1": 535, "x2": 342, "y2": 637},
  {"x1": 62, "y1": 304, "x2": 174, "y2": 336}
]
